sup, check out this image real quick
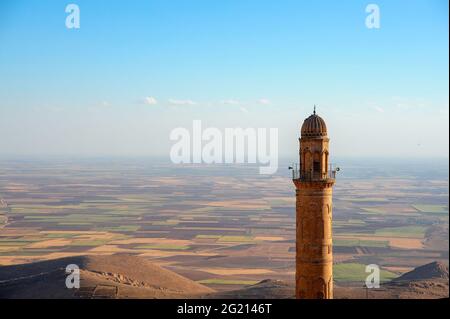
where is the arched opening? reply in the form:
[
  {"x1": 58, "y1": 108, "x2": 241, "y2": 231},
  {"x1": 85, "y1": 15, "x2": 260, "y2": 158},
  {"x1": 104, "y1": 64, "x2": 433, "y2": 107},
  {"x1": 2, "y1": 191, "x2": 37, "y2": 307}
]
[
  {"x1": 304, "y1": 150, "x2": 312, "y2": 175},
  {"x1": 324, "y1": 151, "x2": 329, "y2": 174},
  {"x1": 313, "y1": 151, "x2": 321, "y2": 175}
]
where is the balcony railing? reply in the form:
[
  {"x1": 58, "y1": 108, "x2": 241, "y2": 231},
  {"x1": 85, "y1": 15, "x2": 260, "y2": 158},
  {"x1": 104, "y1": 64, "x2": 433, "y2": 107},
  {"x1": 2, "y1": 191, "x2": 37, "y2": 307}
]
[{"x1": 291, "y1": 164, "x2": 337, "y2": 181}]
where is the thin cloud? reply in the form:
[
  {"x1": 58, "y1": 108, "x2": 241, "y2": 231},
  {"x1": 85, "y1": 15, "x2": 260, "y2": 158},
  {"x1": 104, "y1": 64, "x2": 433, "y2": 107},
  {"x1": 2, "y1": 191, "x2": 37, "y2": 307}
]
[
  {"x1": 220, "y1": 99, "x2": 241, "y2": 105},
  {"x1": 258, "y1": 98, "x2": 271, "y2": 105},
  {"x1": 240, "y1": 107, "x2": 249, "y2": 113},
  {"x1": 391, "y1": 96, "x2": 428, "y2": 110},
  {"x1": 143, "y1": 96, "x2": 158, "y2": 105},
  {"x1": 373, "y1": 106, "x2": 384, "y2": 113},
  {"x1": 168, "y1": 99, "x2": 197, "y2": 105}
]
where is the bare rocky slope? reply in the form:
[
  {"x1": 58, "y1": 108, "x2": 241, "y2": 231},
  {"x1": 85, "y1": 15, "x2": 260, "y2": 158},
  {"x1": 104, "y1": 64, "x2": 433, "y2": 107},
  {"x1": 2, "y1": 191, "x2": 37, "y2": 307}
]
[
  {"x1": 0, "y1": 254, "x2": 213, "y2": 298},
  {"x1": 393, "y1": 261, "x2": 448, "y2": 282}
]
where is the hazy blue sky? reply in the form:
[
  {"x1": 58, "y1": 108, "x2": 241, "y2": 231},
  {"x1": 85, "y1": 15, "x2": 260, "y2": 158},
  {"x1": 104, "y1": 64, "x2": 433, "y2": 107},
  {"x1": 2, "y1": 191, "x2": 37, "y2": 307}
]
[{"x1": 0, "y1": 0, "x2": 448, "y2": 158}]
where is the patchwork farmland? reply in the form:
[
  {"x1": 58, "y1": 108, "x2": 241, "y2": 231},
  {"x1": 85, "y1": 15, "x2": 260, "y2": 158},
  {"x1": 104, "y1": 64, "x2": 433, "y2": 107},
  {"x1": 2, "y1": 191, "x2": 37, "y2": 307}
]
[{"x1": 0, "y1": 158, "x2": 448, "y2": 291}]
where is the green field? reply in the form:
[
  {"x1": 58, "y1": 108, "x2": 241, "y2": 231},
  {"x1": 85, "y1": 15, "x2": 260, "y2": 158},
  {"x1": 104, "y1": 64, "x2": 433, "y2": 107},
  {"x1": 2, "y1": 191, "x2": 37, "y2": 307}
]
[
  {"x1": 151, "y1": 220, "x2": 180, "y2": 226},
  {"x1": 135, "y1": 244, "x2": 191, "y2": 250},
  {"x1": 96, "y1": 225, "x2": 141, "y2": 232},
  {"x1": 374, "y1": 226, "x2": 427, "y2": 238},
  {"x1": 44, "y1": 233, "x2": 78, "y2": 238},
  {"x1": 184, "y1": 233, "x2": 257, "y2": 242},
  {"x1": 197, "y1": 279, "x2": 259, "y2": 285},
  {"x1": 334, "y1": 239, "x2": 389, "y2": 248},
  {"x1": 361, "y1": 207, "x2": 385, "y2": 214},
  {"x1": 413, "y1": 204, "x2": 448, "y2": 214},
  {"x1": 195, "y1": 235, "x2": 221, "y2": 239},
  {"x1": 217, "y1": 236, "x2": 254, "y2": 242},
  {"x1": 334, "y1": 263, "x2": 398, "y2": 283},
  {"x1": 0, "y1": 241, "x2": 32, "y2": 246},
  {"x1": 334, "y1": 219, "x2": 367, "y2": 227},
  {"x1": 341, "y1": 197, "x2": 389, "y2": 203}
]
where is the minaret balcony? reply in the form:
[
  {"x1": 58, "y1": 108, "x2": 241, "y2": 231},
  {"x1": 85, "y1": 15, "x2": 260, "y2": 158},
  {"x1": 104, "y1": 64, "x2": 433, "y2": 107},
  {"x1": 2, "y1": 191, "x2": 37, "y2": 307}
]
[{"x1": 291, "y1": 167, "x2": 336, "y2": 183}]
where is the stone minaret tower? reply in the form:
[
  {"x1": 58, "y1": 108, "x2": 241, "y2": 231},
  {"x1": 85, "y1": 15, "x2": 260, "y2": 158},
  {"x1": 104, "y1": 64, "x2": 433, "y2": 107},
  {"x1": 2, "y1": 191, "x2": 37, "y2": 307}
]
[{"x1": 292, "y1": 107, "x2": 336, "y2": 299}]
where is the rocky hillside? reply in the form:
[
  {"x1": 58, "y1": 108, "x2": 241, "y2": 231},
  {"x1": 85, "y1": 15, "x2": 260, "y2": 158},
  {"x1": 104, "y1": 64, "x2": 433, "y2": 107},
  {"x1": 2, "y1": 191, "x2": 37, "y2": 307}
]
[
  {"x1": 393, "y1": 261, "x2": 448, "y2": 282},
  {"x1": 0, "y1": 254, "x2": 214, "y2": 299}
]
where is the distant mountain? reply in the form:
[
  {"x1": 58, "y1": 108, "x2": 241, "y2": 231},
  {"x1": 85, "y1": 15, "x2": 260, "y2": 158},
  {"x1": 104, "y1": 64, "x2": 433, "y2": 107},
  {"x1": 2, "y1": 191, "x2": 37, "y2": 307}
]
[
  {"x1": 393, "y1": 261, "x2": 448, "y2": 282},
  {"x1": 0, "y1": 254, "x2": 213, "y2": 299}
]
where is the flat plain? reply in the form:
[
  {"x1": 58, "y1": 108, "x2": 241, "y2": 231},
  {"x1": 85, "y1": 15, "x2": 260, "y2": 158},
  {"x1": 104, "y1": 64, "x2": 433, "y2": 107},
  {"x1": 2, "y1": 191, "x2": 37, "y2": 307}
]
[{"x1": 0, "y1": 157, "x2": 448, "y2": 291}]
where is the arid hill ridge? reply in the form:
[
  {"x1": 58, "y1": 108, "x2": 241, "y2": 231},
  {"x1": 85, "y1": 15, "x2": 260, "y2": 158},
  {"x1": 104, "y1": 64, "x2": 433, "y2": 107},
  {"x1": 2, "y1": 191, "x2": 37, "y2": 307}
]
[
  {"x1": 393, "y1": 261, "x2": 448, "y2": 282},
  {"x1": 0, "y1": 254, "x2": 213, "y2": 299},
  {"x1": 0, "y1": 255, "x2": 448, "y2": 299}
]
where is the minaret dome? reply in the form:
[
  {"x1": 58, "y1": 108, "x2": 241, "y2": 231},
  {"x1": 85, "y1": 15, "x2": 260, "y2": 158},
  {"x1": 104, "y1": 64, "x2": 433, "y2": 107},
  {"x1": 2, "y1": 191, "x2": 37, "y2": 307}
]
[{"x1": 301, "y1": 111, "x2": 328, "y2": 137}]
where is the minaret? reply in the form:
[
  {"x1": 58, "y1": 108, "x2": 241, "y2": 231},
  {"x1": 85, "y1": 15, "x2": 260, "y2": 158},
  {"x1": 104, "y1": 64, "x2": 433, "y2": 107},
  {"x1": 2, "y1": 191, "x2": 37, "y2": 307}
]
[{"x1": 292, "y1": 107, "x2": 336, "y2": 299}]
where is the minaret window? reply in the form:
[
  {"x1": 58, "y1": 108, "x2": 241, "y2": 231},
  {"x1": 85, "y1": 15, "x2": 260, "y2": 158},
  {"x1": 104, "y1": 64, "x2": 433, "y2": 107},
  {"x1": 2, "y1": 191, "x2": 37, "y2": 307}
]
[{"x1": 313, "y1": 161, "x2": 320, "y2": 173}]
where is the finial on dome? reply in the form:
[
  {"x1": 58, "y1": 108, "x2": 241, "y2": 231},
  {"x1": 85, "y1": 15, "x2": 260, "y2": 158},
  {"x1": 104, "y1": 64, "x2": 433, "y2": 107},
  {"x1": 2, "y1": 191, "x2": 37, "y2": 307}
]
[{"x1": 313, "y1": 105, "x2": 316, "y2": 115}]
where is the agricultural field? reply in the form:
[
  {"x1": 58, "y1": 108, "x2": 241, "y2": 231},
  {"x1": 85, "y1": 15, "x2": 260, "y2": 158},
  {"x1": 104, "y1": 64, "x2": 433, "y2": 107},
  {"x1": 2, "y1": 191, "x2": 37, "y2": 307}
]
[
  {"x1": 0, "y1": 157, "x2": 448, "y2": 290},
  {"x1": 333, "y1": 263, "x2": 397, "y2": 283}
]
